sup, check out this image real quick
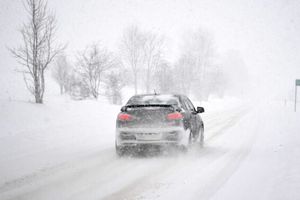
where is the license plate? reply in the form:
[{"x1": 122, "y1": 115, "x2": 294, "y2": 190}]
[{"x1": 137, "y1": 133, "x2": 162, "y2": 140}]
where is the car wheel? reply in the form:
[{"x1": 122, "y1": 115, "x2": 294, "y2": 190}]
[
  {"x1": 190, "y1": 125, "x2": 199, "y2": 144},
  {"x1": 179, "y1": 128, "x2": 192, "y2": 152},
  {"x1": 199, "y1": 124, "x2": 204, "y2": 147},
  {"x1": 115, "y1": 141, "x2": 125, "y2": 157}
]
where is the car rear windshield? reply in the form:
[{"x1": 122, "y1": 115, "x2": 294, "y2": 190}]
[{"x1": 127, "y1": 95, "x2": 180, "y2": 106}]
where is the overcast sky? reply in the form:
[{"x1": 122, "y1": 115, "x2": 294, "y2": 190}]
[{"x1": 1, "y1": 0, "x2": 300, "y2": 98}]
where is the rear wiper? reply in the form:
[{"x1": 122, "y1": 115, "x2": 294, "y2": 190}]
[
  {"x1": 125, "y1": 104, "x2": 173, "y2": 108},
  {"x1": 123, "y1": 104, "x2": 176, "y2": 112}
]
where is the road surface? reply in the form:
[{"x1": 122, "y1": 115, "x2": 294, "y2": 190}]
[{"x1": 0, "y1": 103, "x2": 258, "y2": 200}]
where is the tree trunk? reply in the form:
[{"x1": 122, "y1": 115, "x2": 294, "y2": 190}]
[
  {"x1": 92, "y1": 89, "x2": 98, "y2": 99},
  {"x1": 34, "y1": 73, "x2": 42, "y2": 103}
]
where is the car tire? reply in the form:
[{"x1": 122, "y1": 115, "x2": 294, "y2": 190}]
[
  {"x1": 199, "y1": 124, "x2": 204, "y2": 147},
  {"x1": 180, "y1": 128, "x2": 192, "y2": 152},
  {"x1": 115, "y1": 141, "x2": 125, "y2": 157}
]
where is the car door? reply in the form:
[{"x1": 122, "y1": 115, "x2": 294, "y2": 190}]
[
  {"x1": 178, "y1": 96, "x2": 192, "y2": 130},
  {"x1": 182, "y1": 96, "x2": 198, "y2": 133},
  {"x1": 185, "y1": 97, "x2": 201, "y2": 138}
]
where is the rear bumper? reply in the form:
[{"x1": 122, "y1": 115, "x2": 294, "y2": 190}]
[
  {"x1": 116, "y1": 126, "x2": 187, "y2": 146},
  {"x1": 117, "y1": 140, "x2": 180, "y2": 146}
]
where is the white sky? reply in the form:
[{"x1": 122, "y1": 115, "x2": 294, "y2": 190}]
[{"x1": 1, "y1": 0, "x2": 300, "y2": 98}]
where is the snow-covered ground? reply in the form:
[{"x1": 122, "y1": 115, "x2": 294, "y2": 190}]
[{"x1": 0, "y1": 97, "x2": 299, "y2": 200}]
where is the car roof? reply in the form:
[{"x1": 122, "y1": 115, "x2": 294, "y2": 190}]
[{"x1": 130, "y1": 93, "x2": 186, "y2": 98}]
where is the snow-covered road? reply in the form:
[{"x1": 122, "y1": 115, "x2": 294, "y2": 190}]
[{"x1": 0, "y1": 98, "x2": 299, "y2": 200}]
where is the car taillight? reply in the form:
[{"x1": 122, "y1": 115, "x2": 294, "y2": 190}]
[
  {"x1": 167, "y1": 112, "x2": 183, "y2": 120},
  {"x1": 118, "y1": 113, "x2": 132, "y2": 121}
]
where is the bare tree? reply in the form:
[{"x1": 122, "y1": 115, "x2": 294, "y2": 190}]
[
  {"x1": 9, "y1": 0, "x2": 64, "y2": 103},
  {"x1": 178, "y1": 28, "x2": 216, "y2": 99},
  {"x1": 105, "y1": 70, "x2": 125, "y2": 105},
  {"x1": 174, "y1": 54, "x2": 196, "y2": 95},
  {"x1": 51, "y1": 54, "x2": 71, "y2": 94},
  {"x1": 154, "y1": 60, "x2": 175, "y2": 93},
  {"x1": 120, "y1": 25, "x2": 145, "y2": 94},
  {"x1": 76, "y1": 44, "x2": 115, "y2": 99},
  {"x1": 68, "y1": 72, "x2": 90, "y2": 100},
  {"x1": 143, "y1": 32, "x2": 164, "y2": 93}
]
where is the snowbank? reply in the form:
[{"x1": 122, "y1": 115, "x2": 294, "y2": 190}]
[{"x1": 0, "y1": 97, "x2": 120, "y2": 186}]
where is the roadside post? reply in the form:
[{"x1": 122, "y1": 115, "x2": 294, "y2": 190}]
[{"x1": 295, "y1": 79, "x2": 300, "y2": 112}]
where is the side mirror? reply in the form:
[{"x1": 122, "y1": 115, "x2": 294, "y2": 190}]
[
  {"x1": 196, "y1": 107, "x2": 205, "y2": 113},
  {"x1": 120, "y1": 106, "x2": 127, "y2": 112}
]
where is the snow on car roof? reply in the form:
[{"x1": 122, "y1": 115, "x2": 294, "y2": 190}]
[{"x1": 127, "y1": 94, "x2": 180, "y2": 105}]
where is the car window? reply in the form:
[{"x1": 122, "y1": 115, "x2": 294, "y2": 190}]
[
  {"x1": 186, "y1": 98, "x2": 196, "y2": 111},
  {"x1": 181, "y1": 97, "x2": 194, "y2": 111},
  {"x1": 180, "y1": 97, "x2": 190, "y2": 111}
]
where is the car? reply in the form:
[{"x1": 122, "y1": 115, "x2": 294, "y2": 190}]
[{"x1": 115, "y1": 94, "x2": 205, "y2": 156}]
